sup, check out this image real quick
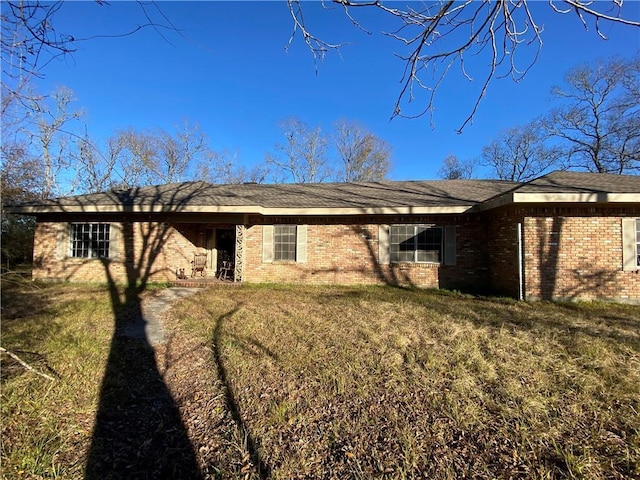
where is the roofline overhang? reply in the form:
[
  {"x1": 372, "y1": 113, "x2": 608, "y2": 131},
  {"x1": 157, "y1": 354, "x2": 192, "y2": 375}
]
[
  {"x1": 5, "y1": 204, "x2": 474, "y2": 216},
  {"x1": 475, "y1": 192, "x2": 640, "y2": 211}
]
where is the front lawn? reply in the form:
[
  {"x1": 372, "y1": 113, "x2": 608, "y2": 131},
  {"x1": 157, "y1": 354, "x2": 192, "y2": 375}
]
[
  {"x1": 173, "y1": 285, "x2": 640, "y2": 479},
  {"x1": 2, "y1": 280, "x2": 639, "y2": 478}
]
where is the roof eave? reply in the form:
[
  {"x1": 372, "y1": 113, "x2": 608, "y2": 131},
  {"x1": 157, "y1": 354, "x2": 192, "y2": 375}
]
[
  {"x1": 5, "y1": 204, "x2": 474, "y2": 216},
  {"x1": 474, "y1": 192, "x2": 640, "y2": 212}
]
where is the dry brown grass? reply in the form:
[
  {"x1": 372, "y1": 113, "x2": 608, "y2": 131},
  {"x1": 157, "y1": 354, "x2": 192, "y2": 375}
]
[
  {"x1": 172, "y1": 285, "x2": 640, "y2": 479},
  {"x1": 2, "y1": 279, "x2": 639, "y2": 479}
]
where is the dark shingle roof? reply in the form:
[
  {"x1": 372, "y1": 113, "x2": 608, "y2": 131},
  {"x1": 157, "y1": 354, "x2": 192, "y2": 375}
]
[
  {"x1": 6, "y1": 171, "x2": 639, "y2": 215},
  {"x1": 516, "y1": 171, "x2": 640, "y2": 194},
  {"x1": 11, "y1": 179, "x2": 519, "y2": 212}
]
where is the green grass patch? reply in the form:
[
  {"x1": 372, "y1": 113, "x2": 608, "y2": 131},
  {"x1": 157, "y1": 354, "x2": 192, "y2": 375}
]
[{"x1": 1, "y1": 278, "x2": 115, "y2": 479}]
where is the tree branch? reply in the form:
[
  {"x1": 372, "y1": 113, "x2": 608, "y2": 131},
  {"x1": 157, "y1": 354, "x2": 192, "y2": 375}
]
[{"x1": 0, "y1": 346, "x2": 57, "y2": 381}]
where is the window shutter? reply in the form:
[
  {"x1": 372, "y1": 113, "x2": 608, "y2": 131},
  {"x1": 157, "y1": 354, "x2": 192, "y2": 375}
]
[
  {"x1": 622, "y1": 218, "x2": 638, "y2": 271},
  {"x1": 296, "y1": 225, "x2": 307, "y2": 263},
  {"x1": 444, "y1": 225, "x2": 457, "y2": 266},
  {"x1": 263, "y1": 225, "x2": 274, "y2": 263},
  {"x1": 378, "y1": 224, "x2": 390, "y2": 265},
  {"x1": 55, "y1": 223, "x2": 68, "y2": 260},
  {"x1": 109, "y1": 223, "x2": 122, "y2": 260}
]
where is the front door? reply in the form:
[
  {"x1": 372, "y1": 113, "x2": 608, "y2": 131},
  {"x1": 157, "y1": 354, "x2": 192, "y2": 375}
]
[{"x1": 216, "y1": 228, "x2": 235, "y2": 271}]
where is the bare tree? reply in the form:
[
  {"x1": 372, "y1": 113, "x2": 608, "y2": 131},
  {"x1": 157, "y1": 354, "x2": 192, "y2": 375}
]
[
  {"x1": 1, "y1": 1, "x2": 179, "y2": 111},
  {"x1": 110, "y1": 128, "x2": 159, "y2": 187},
  {"x1": 72, "y1": 131, "x2": 119, "y2": 193},
  {"x1": 197, "y1": 150, "x2": 269, "y2": 185},
  {"x1": 287, "y1": 1, "x2": 640, "y2": 131},
  {"x1": 26, "y1": 86, "x2": 83, "y2": 197},
  {"x1": 334, "y1": 120, "x2": 391, "y2": 182},
  {"x1": 545, "y1": 57, "x2": 640, "y2": 174},
  {"x1": 481, "y1": 121, "x2": 561, "y2": 182},
  {"x1": 437, "y1": 154, "x2": 474, "y2": 180},
  {"x1": 153, "y1": 121, "x2": 208, "y2": 184},
  {"x1": 266, "y1": 118, "x2": 334, "y2": 183},
  {"x1": 97, "y1": 122, "x2": 212, "y2": 189}
]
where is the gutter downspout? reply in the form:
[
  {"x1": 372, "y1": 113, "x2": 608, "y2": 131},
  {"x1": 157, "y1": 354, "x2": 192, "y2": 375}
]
[{"x1": 517, "y1": 222, "x2": 524, "y2": 301}]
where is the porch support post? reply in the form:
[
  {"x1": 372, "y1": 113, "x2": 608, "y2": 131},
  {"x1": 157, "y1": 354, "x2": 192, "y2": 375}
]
[{"x1": 235, "y1": 225, "x2": 245, "y2": 282}]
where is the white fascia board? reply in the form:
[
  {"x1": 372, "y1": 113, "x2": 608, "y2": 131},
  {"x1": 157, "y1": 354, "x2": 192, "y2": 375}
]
[
  {"x1": 512, "y1": 192, "x2": 640, "y2": 203},
  {"x1": 8, "y1": 204, "x2": 473, "y2": 216},
  {"x1": 258, "y1": 206, "x2": 472, "y2": 215},
  {"x1": 476, "y1": 192, "x2": 640, "y2": 211}
]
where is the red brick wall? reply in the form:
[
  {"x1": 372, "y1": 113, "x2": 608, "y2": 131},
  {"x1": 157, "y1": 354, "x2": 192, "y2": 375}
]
[
  {"x1": 486, "y1": 209, "x2": 523, "y2": 298},
  {"x1": 485, "y1": 206, "x2": 640, "y2": 302},
  {"x1": 31, "y1": 209, "x2": 640, "y2": 302},
  {"x1": 522, "y1": 212, "x2": 640, "y2": 302},
  {"x1": 243, "y1": 216, "x2": 490, "y2": 289},
  {"x1": 32, "y1": 216, "x2": 492, "y2": 289}
]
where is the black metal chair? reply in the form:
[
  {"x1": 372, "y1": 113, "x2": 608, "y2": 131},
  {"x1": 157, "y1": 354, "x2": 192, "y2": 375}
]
[{"x1": 217, "y1": 260, "x2": 234, "y2": 281}]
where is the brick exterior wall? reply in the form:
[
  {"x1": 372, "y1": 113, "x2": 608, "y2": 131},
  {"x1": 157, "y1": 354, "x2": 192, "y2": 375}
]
[
  {"x1": 31, "y1": 215, "x2": 490, "y2": 290},
  {"x1": 485, "y1": 206, "x2": 640, "y2": 303},
  {"x1": 520, "y1": 208, "x2": 640, "y2": 302},
  {"x1": 242, "y1": 215, "x2": 490, "y2": 289},
  {"x1": 30, "y1": 207, "x2": 640, "y2": 302},
  {"x1": 32, "y1": 221, "x2": 204, "y2": 284},
  {"x1": 486, "y1": 209, "x2": 524, "y2": 298}
]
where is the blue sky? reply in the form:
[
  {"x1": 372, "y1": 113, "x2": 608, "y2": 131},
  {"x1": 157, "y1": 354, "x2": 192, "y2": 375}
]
[{"x1": 28, "y1": 1, "x2": 640, "y2": 181}]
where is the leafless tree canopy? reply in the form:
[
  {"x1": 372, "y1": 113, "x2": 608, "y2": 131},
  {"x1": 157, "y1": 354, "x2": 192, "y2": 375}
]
[
  {"x1": 77, "y1": 122, "x2": 213, "y2": 192},
  {"x1": 437, "y1": 154, "x2": 474, "y2": 180},
  {"x1": 288, "y1": 0, "x2": 640, "y2": 131},
  {"x1": 334, "y1": 120, "x2": 391, "y2": 182},
  {"x1": 482, "y1": 121, "x2": 562, "y2": 182},
  {"x1": 266, "y1": 118, "x2": 392, "y2": 183},
  {"x1": 266, "y1": 118, "x2": 333, "y2": 183},
  {"x1": 545, "y1": 57, "x2": 640, "y2": 174}
]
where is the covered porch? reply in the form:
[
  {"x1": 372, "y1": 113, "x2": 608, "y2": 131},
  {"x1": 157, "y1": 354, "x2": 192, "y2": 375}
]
[{"x1": 170, "y1": 222, "x2": 246, "y2": 283}]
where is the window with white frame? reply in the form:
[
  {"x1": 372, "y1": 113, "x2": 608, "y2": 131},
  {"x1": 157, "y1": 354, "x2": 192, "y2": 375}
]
[
  {"x1": 390, "y1": 225, "x2": 442, "y2": 263},
  {"x1": 69, "y1": 223, "x2": 110, "y2": 258},
  {"x1": 274, "y1": 225, "x2": 297, "y2": 261}
]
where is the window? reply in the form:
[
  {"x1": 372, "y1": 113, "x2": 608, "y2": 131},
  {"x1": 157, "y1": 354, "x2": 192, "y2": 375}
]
[
  {"x1": 274, "y1": 225, "x2": 297, "y2": 261},
  {"x1": 390, "y1": 225, "x2": 442, "y2": 263},
  {"x1": 70, "y1": 223, "x2": 110, "y2": 258},
  {"x1": 262, "y1": 225, "x2": 307, "y2": 263}
]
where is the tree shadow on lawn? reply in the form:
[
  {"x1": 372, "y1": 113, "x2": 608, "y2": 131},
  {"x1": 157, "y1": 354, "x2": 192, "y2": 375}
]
[
  {"x1": 210, "y1": 304, "x2": 271, "y2": 479},
  {"x1": 85, "y1": 288, "x2": 203, "y2": 480}
]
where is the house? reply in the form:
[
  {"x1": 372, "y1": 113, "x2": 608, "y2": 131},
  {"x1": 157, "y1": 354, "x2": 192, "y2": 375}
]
[{"x1": 6, "y1": 171, "x2": 640, "y2": 303}]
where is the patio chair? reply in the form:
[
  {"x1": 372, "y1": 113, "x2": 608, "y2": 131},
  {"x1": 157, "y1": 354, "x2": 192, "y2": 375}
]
[
  {"x1": 191, "y1": 253, "x2": 207, "y2": 277},
  {"x1": 217, "y1": 260, "x2": 234, "y2": 281}
]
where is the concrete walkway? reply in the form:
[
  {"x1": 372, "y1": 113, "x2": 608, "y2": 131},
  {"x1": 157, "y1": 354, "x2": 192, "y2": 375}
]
[{"x1": 122, "y1": 288, "x2": 199, "y2": 346}]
